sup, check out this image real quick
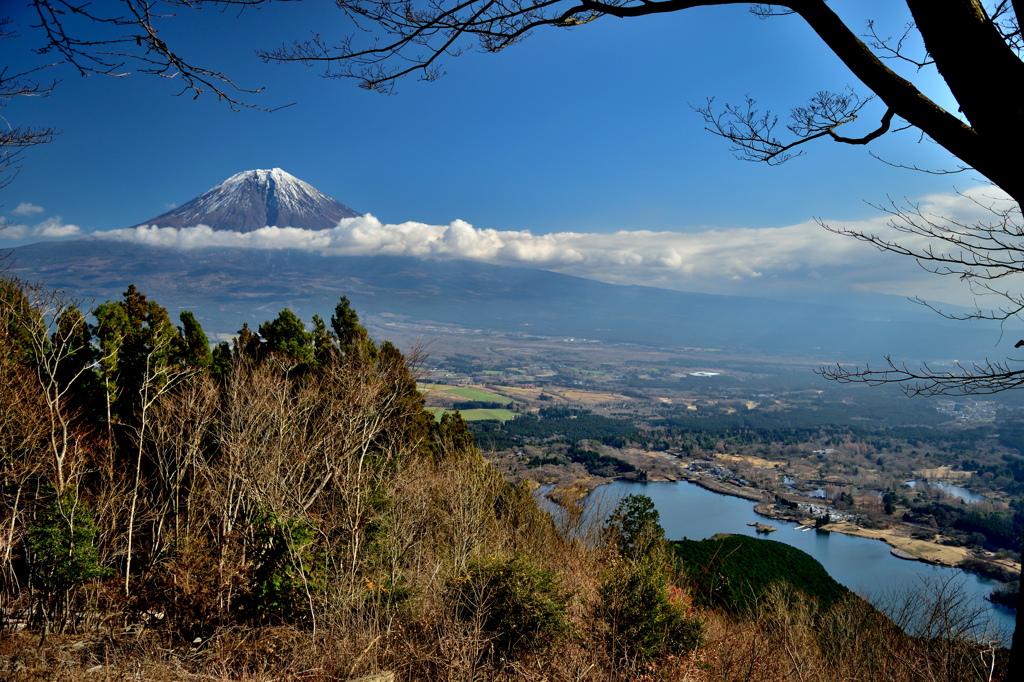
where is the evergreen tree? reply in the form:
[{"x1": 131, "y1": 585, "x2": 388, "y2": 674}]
[
  {"x1": 259, "y1": 308, "x2": 313, "y2": 366},
  {"x1": 311, "y1": 313, "x2": 335, "y2": 365},
  {"x1": 433, "y1": 410, "x2": 475, "y2": 458},
  {"x1": 50, "y1": 304, "x2": 102, "y2": 419},
  {"x1": 211, "y1": 341, "x2": 233, "y2": 380},
  {"x1": 607, "y1": 494, "x2": 665, "y2": 561},
  {"x1": 176, "y1": 310, "x2": 212, "y2": 370},
  {"x1": 93, "y1": 284, "x2": 176, "y2": 424},
  {"x1": 0, "y1": 278, "x2": 38, "y2": 365},
  {"x1": 27, "y1": 491, "x2": 108, "y2": 631},
  {"x1": 378, "y1": 340, "x2": 431, "y2": 446},
  {"x1": 233, "y1": 322, "x2": 261, "y2": 360},
  {"x1": 331, "y1": 295, "x2": 372, "y2": 357}
]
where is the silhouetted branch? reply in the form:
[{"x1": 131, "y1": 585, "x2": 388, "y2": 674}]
[
  {"x1": 819, "y1": 191, "x2": 1024, "y2": 394},
  {"x1": 691, "y1": 90, "x2": 888, "y2": 165},
  {"x1": 818, "y1": 356, "x2": 1024, "y2": 396},
  {"x1": 0, "y1": 18, "x2": 58, "y2": 190},
  {"x1": 864, "y1": 20, "x2": 933, "y2": 70},
  {"x1": 866, "y1": 151, "x2": 970, "y2": 176},
  {"x1": 26, "y1": 0, "x2": 290, "y2": 111}
]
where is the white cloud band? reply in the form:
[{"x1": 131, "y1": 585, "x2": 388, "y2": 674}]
[
  {"x1": 11, "y1": 202, "x2": 45, "y2": 216},
  {"x1": 39, "y1": 186, "x2": 1023, "y2": 303},
  {"x1": 2, "y1": 216, "x2": 82, "y2": 240}
]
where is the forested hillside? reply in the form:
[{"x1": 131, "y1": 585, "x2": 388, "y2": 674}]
[
  {"x1": 673, "y1": 535, "x2": 849, "y2": 614},
  {"x1": 0, "y1": 277, "x2": 1010, "y2": 681}
]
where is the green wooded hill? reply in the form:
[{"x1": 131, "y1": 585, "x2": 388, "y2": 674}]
[{"x1": 673, "y1": 535, "x2": 849, "y2": 615}]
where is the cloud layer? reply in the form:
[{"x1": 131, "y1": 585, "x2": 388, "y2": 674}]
[
  {"x1": 11, "y1": 202, "x2": 45, "y2": 216},
  {"x1": 13, "y1": 186, "x2": 1017, "y2": 304},
  {"x1": 96, "y1": 215, "x2": 866, "y2": 287},
  {"x1": 2, "y1": 216, "x2": 82, "y2": 240}
]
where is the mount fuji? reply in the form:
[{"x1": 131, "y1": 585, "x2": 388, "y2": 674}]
[{"x1": 134, "y1": 168, "x2": 361, "y2": 232}]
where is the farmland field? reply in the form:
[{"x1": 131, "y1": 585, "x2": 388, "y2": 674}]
[
  {"x1": 428, "y1": 407, "x2": 517, "y2": 422},
  {"x1": 419, "y1": 384, "x2": 511, "y2": 404}
]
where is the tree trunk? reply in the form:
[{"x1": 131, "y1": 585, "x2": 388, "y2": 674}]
[
  {"x1": 1010, "y1": 564, "x2": 1023, "y2": 678},
  {"x1": 907, "y1": 0, "x2": 1024, "y2": 202}
]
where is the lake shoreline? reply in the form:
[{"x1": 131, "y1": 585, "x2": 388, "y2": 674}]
[{"x1": 559, "y1": 473, "x2": 1020, "y2": 575}]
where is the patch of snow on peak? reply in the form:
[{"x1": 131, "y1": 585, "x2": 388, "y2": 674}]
[{"x1": 130, "y1": 168, "x2": 362, "y2": 232}]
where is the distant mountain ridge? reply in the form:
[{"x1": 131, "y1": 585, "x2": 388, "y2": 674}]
[
  {"x1": 6, "y1": 239, "x2": 1006, "y2": 363},
  {"x1": 133, "y1": 168, "x2": 361, "y2": 232},
  {"x1": 8, "y1": 167, "x2": 1006, "y2": 364}
]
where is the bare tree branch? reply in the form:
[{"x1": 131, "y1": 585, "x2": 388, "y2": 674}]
[
  {"x1": 0, "y1": 18, "x2": 58, "y2": 191},
  {"x1": 25, "y1": 0, "x2": 292, "y2": 112},
  {"x1": 818, "y1": 355, "x2": 1024, "y2": 396},
  {"x1": 819, "y1": 191, "x2": 1024, "y2": 394},
  {"x1": 256, "y1": 1, "x2": 1024, "y2": 202},
  {"x1": 864, "y1": 20, "x2": 934, "y2": 70},
  {"x1": 691, "y1": 91, "x2": 891, "y2": 165}
]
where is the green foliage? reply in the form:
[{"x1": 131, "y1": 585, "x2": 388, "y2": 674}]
[
  {"x1": 331, "y1": 295, "x2": 372, "y2": 357},
  {"x1": 673, "y1": 535, "x2": 848, "y2": 616},
  {"x1": 176, "y1": 310, "x2": 212, "y2": 369},
  {"x1": 515, "y1": 438, "x2": 633, "y2": 475},
  {"x1": 450, "y1": 554, "x2": 570, "y2": 653},
  {"x1": 94, "y1": 284, "x2": 177, "y2": 421},
  {"x1": 374, "y1": 340, "x2": 434, "y2": 447},
  {"x1": 599, "y1": 555, "x2": 704, "y2": 663},
  {"x1": 311, "y1": 313, "x2": 334, "y2": 364},
  {"x1": 468, "y1": 410, "x2": 638, "y2": 450},
  {"x1": 259, "y1": 308, "x2": 314, "y2": 365},
  {"x1": 566, "y1": 442, "x2": 635, "y2": 477},
  {"x1": 0, "y1": 278, "x2": 37, "y2": 364},
  {"x1": 27, "y1": 492, "x2": 108, "y2": 629},
  {"x1": 906, "y1": 499, "x2": 1024, "y2": 552},
  {"x1": 451, "y1": 400, "x2": 508, "y2": 410},
  {"x1": 433, "y1": 410, "x2": 475, "y2": 457},
  {"x1": 211, "y1": 340, "x2": 232, "y2": 379},
  {"x1": 249, "y1": 512, "x2": 319, "y2": 622},
  {"x1": 233, "y1": 322, "x2": 261, "y2": 359},
  {"x1": 989, "y1": 581, "x2": 1018, "y2": 609},
  {"x1": 51, "y1": 304, "x2": 103, "y2": 418},
  {"x1": 607, "y1": 494, "x2": 664, "y2": 560}
]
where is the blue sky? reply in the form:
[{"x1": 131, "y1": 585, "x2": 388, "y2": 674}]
[{"x1": 0, "y1": 1, "x2": 996, "y2": 305}]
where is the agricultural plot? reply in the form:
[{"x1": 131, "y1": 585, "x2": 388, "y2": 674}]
[
  {"x1": 428, "y1": 407, "x2": 517, "y2": 422},
  {"x1": 419, "y1": 384, "x2": 512, "y2": 404}
]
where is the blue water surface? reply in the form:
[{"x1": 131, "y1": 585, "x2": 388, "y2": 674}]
[{"x1": 585, "y1": 479, "x2": 1017, "y2": 640}]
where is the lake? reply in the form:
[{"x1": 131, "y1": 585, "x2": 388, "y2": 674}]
[
  {"x1": 905, "y1": 479, "x2": 990, "y2": 504},
  {"x1": 563, "y1": 479, "x2": 1017, "y2": 640}
]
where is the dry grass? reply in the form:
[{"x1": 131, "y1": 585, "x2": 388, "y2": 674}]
[
  {"x1": 716, "y1": 453, "x2": 779, "y2": 470},
  {"x1": 826, "y1": 521, "x2": 973, "y2": 568},
  {"x1": 913, "y1": 466, "x2": 972, "y2": 482},
  {"x1": 3, "y1": 578, "x2": 1008, "y2": 682}
]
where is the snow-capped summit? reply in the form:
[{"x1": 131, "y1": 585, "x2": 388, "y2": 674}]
[{"x1": 133, "y1": 168, "x2": 362, "y2": 232}]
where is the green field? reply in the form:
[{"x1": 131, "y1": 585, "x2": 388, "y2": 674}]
[
  {"x1": 419, "y1": 384, "x2": 511, "y2": 404},
  {"x1": 428, "y1": 407, "x2": 517, "y2": 422}
]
